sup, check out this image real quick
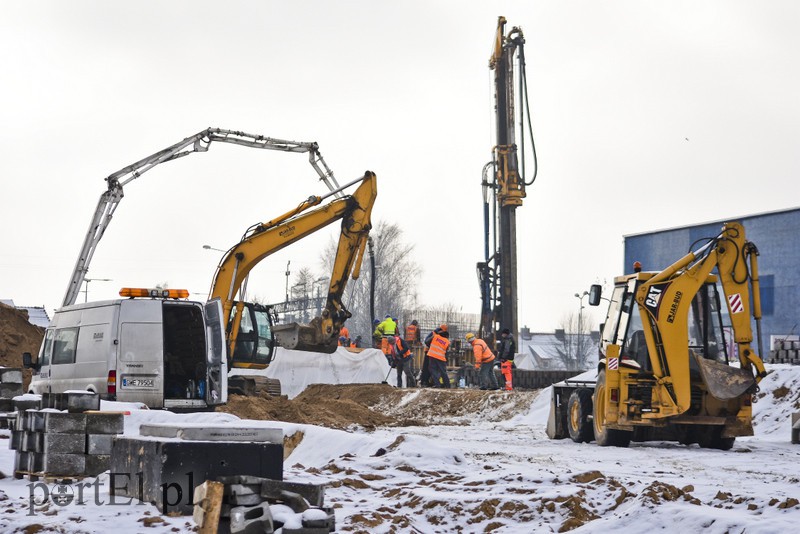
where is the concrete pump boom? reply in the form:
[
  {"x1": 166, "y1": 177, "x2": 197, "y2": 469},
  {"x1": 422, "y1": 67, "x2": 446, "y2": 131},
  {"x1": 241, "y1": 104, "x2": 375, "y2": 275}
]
[{"x1": 62, "y1": 127, "x2": 341, "y2": 308}]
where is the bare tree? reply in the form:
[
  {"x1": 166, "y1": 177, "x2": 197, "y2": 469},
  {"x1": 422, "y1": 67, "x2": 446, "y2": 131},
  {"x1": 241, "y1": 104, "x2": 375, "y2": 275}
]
[
  {"x1": 555, "y1": 311, "x2": 595, "y2": 370},
  {"x1": 320, "y1": 220, "x2": 422, "y2": 343}
]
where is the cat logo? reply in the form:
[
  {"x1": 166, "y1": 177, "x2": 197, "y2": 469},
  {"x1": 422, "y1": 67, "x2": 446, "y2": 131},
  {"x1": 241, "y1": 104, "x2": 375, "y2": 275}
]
[{"x1": 645, "y1": 286, "x2": 663, "y2": 309}]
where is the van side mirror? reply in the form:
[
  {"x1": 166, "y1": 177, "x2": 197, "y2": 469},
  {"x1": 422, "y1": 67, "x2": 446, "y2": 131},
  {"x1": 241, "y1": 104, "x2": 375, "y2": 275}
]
[
  {"x1": 22, "y1": 352, "x2": 39, "y2": 370},
  {"x1": 588, "y1": 284, "x2": 602, "y2": 306}
]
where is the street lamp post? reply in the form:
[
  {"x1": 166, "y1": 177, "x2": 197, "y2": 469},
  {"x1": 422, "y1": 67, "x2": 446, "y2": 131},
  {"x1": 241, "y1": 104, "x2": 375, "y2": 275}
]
[
  {"x1": 574, "y1": 291, "x2": 589, "y2": 360},
  {"x1": 202, "y1": 244, "x2": 226, "y2": 253},
  {"x1": 84, "y1": 278, "x2": 112, "y2": 303}
]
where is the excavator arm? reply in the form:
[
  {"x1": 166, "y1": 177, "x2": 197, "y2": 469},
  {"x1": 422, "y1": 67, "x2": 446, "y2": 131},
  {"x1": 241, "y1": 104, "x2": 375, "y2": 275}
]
[
  {"x1": 62, "y1": 127, "x2": 341, "y2": 308},
  {"x1": 209, "y1": 171, "x2": 377, "y2": 363},
  {"x1": 635, "y1": 222, "x2": 767, "y2": 414}
]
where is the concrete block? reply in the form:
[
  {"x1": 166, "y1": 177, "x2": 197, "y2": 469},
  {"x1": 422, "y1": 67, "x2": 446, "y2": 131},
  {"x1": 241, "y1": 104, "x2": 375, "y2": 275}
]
[
  {"x1": 85, "y1": 413, "x2": 124, "y2": 434},
  {"x1": 21, "y1": 431, "x2": 42, "y2": 453},
  {"x1": 111, "y1": 436, "x2": 283, "y2": 515},
  {"x1": 13, "y1": 398, "x2": 42, "y2": 413},
  {"x1": 0, "y1": 399, "x2": 14, "y2": 412},
  {"x1": 139, "y1": 423, "x2": 281, "y2": 443},
  {"x1": 26, "y1": 411, "x2": 45, "y2": 432},
  {"x1": 43, "y1": 453, "x2": 86, "y2": 476},
  {"x1": 43, "y1": 412, "x2": 87, "y2": 434},
  {"x1": 85, "y1": 454, "x2": 111, "y2": 476},
  {"x1": 0, "y1": 368, "x2": 23, "y2": 384},
  {"x1": 87, "y1": 434, "x2": 114, "y2": 455},
  {"x1": 14, "y1": 451, "x2": 28, "y2": 473},
  {"x1": 28, "y1": 452, "x2": 44, "y2": 473},
  {"x1": 0, "y1": 383, "x2": 24, "y2": 399},
  {"x1": 229, "y1": 502, "x2": 273, "y2": 534},
  {"x1": 9, "y1": 430, "x2": 23, "y2": 450},
  {"x1": 302, "y1": 507, "x2": 336, "y2": 531},
  {"x1": 261, "y1": 480, "x2": 325, "y2": 509},
  {"x1": 42, "y1": 392, "x2": 100, "y2": 412},
  {"x1": 43, "y1": 433, "x2": 86, "y2": 454}
]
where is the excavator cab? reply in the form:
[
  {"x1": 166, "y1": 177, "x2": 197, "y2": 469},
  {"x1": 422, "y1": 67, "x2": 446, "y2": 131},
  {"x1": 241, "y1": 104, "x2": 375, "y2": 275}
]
[{"x1": 228, "y1": 302, "x2": 276, "y2": 368}]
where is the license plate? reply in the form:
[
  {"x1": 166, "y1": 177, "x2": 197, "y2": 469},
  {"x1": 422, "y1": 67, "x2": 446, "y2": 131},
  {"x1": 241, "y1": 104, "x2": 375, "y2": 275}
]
[{"x1": 122, "y1": 378, "x2": 154, "y2": 388}]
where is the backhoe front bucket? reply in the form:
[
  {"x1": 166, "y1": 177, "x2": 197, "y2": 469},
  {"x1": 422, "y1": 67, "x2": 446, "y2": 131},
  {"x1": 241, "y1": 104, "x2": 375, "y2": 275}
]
[
  {"x1": 273, "y1": 318, "x2": 337, "y2": 354},
  {"x1": 692, "y1": 352, "x2": 756, "y2": 400}
]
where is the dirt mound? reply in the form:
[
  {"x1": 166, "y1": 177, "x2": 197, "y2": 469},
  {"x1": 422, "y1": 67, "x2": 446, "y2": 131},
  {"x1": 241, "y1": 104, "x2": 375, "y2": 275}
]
[
  {"x1": 219, "y1": 384, "x2": 541, "y2": 428},
  {"x1": 0, "y1": 302, "x2": 45, "y2": 390}
]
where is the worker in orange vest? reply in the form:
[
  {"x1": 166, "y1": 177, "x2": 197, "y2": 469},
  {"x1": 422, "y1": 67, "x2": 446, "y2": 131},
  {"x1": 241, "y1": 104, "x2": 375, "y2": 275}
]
[
  {"x1": 427, "y1": 326, "x2": 451, "y2": 389},
  {"x1": 404, "y1": 319, "x2": 420, "y2": 346},
  {"x1": 466, "y1": 332, "x2": 499, "y2": 390},
  {"x1": 340, "y1": 325, "x2": 350, "y2": 346},
  {"x1": 498, "y1": 328, "x2": 516, "y2": 391},
  {"x1": 392, "y1": 335, "x2": 416, "y2": 388}
]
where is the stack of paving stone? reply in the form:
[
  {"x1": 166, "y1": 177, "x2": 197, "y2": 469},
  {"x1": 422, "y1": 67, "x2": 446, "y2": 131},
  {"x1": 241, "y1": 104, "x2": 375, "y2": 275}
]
[
  {"x1": 0, "y1": 367, "x2": 24, "y2": 420},
  {"x1": 8, "y1": 392, "x2": 124, "y2": 480},
  {"x1": 111, "y1": 423, "x2": 286, "y2": 515},
  {"x1": 193, "y1": 475, "x2": 334, "y2": 534},
  {"x1": 767, "y1": 339, "x2": 800, "y2": 364}
]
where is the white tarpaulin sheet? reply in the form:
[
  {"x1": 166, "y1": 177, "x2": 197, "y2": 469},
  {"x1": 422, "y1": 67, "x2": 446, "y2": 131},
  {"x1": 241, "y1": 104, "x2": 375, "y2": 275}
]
[{"x1": 230, "y1": 346, "x2": 392, "y2": 399}]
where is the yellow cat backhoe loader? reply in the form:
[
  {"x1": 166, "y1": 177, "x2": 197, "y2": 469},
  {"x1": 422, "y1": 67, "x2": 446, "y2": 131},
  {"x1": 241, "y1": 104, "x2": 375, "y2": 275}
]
[{"x1": 548, "y1": 221, "x2": 767, "y2": 449}]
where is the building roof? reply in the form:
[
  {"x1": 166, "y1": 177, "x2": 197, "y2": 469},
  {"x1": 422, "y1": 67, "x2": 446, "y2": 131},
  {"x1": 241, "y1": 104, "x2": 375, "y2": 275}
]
[
  {"x1": 623, "y1": 205, "x2": 800, "y2": 238},
  {"x1": 0, "y1": 299, "x2": 50, "y2": 328}
]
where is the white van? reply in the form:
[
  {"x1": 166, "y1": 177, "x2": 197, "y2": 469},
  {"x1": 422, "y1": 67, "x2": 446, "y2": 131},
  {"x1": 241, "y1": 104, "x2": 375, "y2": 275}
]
[{"x1": 25, "y1": 290, "x2": 228, "y2": 410}]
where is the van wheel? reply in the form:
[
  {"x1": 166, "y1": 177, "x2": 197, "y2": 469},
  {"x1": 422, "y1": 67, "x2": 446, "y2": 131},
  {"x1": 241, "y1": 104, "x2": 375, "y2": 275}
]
[
  {"x1": 593, "y1": 370, "x2": 632, "y2": 447},
  {"x1": 567, "y1": 389, "x2": 594, "y2": 443}
]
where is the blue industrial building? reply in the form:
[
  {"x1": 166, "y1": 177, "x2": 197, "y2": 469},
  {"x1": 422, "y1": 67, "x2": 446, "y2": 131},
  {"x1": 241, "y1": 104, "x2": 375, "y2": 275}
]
[{"x1": 623, "y1": 207, "x2": 800, "y2": 352}]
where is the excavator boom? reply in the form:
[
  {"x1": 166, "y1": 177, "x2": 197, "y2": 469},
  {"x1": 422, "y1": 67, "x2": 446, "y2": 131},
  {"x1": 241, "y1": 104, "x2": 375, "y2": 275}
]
[{"x1": 209, "y1": 171, "x2": 377, "y2": 364}]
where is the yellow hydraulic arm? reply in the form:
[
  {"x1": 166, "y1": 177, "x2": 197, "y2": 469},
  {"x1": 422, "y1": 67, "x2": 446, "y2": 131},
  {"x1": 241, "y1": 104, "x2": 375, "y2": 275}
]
[
  {"x1": 635, "y1": 222, "x2": 767, "y2": 415},
  {"x1": 209, "y1": 171, "x2": 377, "y2": 362}
]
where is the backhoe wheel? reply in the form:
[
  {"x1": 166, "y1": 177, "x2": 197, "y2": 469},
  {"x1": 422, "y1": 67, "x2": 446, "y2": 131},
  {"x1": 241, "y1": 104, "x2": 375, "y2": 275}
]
[
  {"x1": 567, "y1": 389, "x2": 594, "y2": 443},
  {"x1": 697, "y1": 425, "x2": 735, "y2": 451},
  {"x1": 593, "y1": 370, "x2": 632, "y2": 447}
]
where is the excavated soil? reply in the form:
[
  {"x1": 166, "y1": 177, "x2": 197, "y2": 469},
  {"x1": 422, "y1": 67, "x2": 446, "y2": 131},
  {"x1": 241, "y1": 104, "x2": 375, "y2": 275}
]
[
  {"x1": 218, "y1": 384, "x2": 541, "y2": 429},
  {"x1": 0, "y1": 302, "x2": 45, "y2": 390}
]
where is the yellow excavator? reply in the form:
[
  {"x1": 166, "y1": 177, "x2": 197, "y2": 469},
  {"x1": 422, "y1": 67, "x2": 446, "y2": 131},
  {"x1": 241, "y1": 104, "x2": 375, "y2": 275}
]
[
  {"x1": 548, "y1": 221, "x2": 767, "y2": 449},
  {"x1": 209, "y1": 171, "x2": 377, "y2": 373}
]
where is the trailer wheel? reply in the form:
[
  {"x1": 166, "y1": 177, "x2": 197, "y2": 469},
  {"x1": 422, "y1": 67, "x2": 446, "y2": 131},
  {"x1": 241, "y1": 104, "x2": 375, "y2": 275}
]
[
  {"x1": 593, "y1": 370, "x2": 632, "y2": 447},
  {"x1": 567, "y1": 389, "x2": 594, "y2": 443}
]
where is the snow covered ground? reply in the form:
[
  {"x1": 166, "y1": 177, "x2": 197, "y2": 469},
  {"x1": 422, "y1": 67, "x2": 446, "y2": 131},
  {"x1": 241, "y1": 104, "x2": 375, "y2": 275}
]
[{"x1": 1, "y1": 363, "x2": 798, "y2": 533}]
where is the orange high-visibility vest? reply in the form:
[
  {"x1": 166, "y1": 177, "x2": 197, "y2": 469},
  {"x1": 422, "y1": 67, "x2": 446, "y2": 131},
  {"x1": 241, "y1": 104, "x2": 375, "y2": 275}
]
[
  {"x1": 404, "y1": 324, "x2": 418, "y2": 342},
  {"x1": 471, "y1": 338, "x2": 495, "y2": 365},
  {"x1": 427, "y1": 333, "x2": 449, "y2": 361},
  {"x1": 340, "y1": 326, "x2": 349, "y2": 339}
]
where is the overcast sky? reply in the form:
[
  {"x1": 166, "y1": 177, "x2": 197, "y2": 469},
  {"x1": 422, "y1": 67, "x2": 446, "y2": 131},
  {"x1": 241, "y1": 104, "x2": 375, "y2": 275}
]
[{"x1": 1, "y1": 1, "x2": 798, "y2": 332}]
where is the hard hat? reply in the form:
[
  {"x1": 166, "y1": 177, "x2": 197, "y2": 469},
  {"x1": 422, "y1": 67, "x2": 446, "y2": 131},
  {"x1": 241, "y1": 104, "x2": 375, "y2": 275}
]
[
  {"x1": 411, "y1": 319, "x2": 418, "y2": 325},
  {"x1": 501, "y1": 328, "x2": 510, "y2": 335},
  {"x1": 465, "y1": 333, "x2": 475, "y2": 342},
  {"x1": 440, "y1": 324, "x2": 448, "y2": 332},
  {"x1": 384, "y1": 314, "x2": 391, "y2": 319}
]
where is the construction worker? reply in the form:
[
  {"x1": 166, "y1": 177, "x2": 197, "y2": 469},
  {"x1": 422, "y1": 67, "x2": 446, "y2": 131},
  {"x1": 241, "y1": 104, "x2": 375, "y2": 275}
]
[
  {"x1": 404, "y1": 319, "x2": 420, "y2": 346},
  {"x1": 350, "y1": 335, "x2": 362, "y2": 349},
  {"x1": 340, "y1": 325, "x2": 350, "y2": 347},
  {"x1": 375, "y1": 314, "x2": 398, "y2": 357},
  {"x1": 498, "y1": 328, "x2": 516, "y2": 391},
  {"x1": 372, "y1": 319, "x2": 382, "y2": 348},
  {"x1": 466, "y1": 332, "x2": 498, "y2": 390},
  {"x1": 392, "y1": 334, "x2": 416, "y2": 388},
  {"x1": 427, "y1": 326, "x2": 451, "y2": 389},
  {"x1": 420, "y1": 324, "x2": 445, "y2": 387},
  {"x1": 375, "y1": 314, "x2": 397, "y2": 336},
  {"x1": 337, "y1": 336, "x2": 347, "y2": 347}
]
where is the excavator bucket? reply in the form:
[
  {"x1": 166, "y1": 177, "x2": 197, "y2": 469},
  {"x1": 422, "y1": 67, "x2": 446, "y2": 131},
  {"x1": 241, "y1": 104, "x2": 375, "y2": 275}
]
[
  {"x1": 691, "y1": 352, "x2": 756, "y2": 400},
  {"x1": 273, "y1": 318, "x2": 338, "y2": 354}
]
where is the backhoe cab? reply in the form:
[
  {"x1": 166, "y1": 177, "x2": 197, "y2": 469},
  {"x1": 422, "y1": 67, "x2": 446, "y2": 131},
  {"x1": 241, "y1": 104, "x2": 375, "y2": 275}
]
[{"x1": 549, "y1": 222, "x2": 767, "y2": 449}]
